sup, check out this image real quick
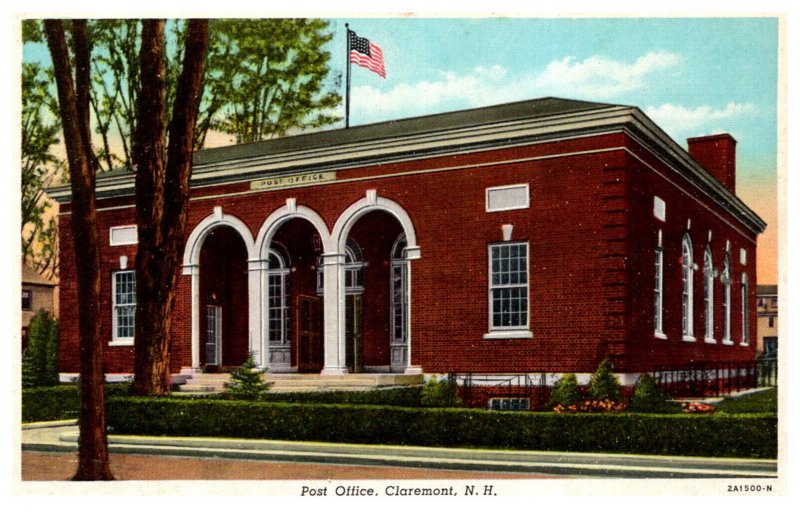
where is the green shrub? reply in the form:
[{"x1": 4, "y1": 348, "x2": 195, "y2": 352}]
[
  {"x1": 629, "y1": 374, "x2": 679, "y2": 413},
  {"x1": 588, "y1": 357, "x2": 620, "y2": 401},
  {"x1": 22, "y1": 310, "x2": 59, "y2": 388},
  {"x1": 106, "y1": 397, "x2": 778, "y2": 458},
  {"x1": 420, "y1": 376, "x2": 461, "y2": 407},
  {"x1": 547, "y1": 373, "x2": 582, "y2": 408},
  {"x1": 223, "y1": 354, "x2": 272, "y2": 400},
  {"x1": 259, "y1": 387, "x2": 422, "y2": 407},
  {"x1": 22, "y1": 384, "x2": 130, "y2": 423}
]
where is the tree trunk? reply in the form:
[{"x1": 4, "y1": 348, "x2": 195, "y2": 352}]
[
  {"x1": 44, "y1": 19, "x2": 114, "y2": 481},
  {"x1": 132, "y1": 19, "x2": 209, "y2": 396}
]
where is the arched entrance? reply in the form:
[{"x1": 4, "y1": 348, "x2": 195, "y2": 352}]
[
  {"x1": 199, "y1": 226, "x2": 249, "y2": 369},
  {"x1": 182, "y1": 209, "x2": 256, "y2": 371},
  {"x1": 330, "y1": 191, "x2": 421, "y2": 374}
]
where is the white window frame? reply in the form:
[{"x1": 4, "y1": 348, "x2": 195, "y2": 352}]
[
  {"x1": 484, "y1": 241, "x2": 532, "y2": 339},
  {"x1": 741, "y1": 273, "x2": 749, "y2": 346},
  {"x1": 267, "y1": 247, "x2": 291, "y2": 347},
  {"x1": 390, "y1": 234, "x2": 409, "y2": 346},
  {"x1": 111, "y1": 269, "x2": 136, "y2": 346},
  {"x1": 485, "y1": 183, "x2": 530, "y2": 213},
  {"x1": 722, "y1": 254, "x2": 733, "y2": 345},
  {"x1": 703, "y1": 246, "x2": 715, "y2": 343},
  {"x1": 654, "y1": 231, "x2": 665, "y2": 339},
  {"x1": 681, "y1": 235, "x2": 695, "y2": 341},
  {"x1": 109, "y1": 225, "x2": 138, "y2": 246}
]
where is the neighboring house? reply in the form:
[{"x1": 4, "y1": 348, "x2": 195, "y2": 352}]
[
  {"x1": 49, "y1": 97, "x2": 766, "y2": 399},
  {"x1": 756, "y1": 284, "x2": 778, "y2": 358},
  {"x1": 21, "y1": 260, "x2": 57, "y2": 351}
]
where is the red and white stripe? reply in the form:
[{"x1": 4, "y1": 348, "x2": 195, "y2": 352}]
[{"x1": 350, "y1": 42, "x2": 385, "y2": 78}]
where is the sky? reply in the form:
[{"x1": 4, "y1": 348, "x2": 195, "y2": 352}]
[{"x1": 20, "y1": 16, "x2": 781, "y2": 284}]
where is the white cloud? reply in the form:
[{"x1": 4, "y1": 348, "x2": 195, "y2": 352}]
[
  {"x1": 350, "y1": 51, "x2": 682, "y2": 124},
  {"x1": 534, "y1": 51, "x2": 681, "y2": 97},
  {"x1": 644, "y1": 102, "x2": 757, "y2": 137}
]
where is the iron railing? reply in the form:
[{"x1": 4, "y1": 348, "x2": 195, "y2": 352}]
[{"x1": 652, "y1": 358, "x2": 777, "y2": 398}]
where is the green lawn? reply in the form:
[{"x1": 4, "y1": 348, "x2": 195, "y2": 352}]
[{"x1": 715, "y1": 387, "x2": 777, "y2": 414}]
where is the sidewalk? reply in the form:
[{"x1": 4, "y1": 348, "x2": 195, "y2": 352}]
[{"x1": 21, "y1": 420, "x2": 778, "y2": 479}]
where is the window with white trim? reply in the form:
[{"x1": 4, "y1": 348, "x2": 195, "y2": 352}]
[
  {"x1": 267, "y1": 246, "x2": 290, "y2": 346},
  {"x1": 654, "y1": 231, "x2": 664, "y2": 337},
  {"x1": 722, "y1": 253, "x2": 732, "y2": 344},
  {"x1": 390, "y1": 234, "x2": 409, "y2": 345},
  {"x1": 488, "y1": 242, "x2": 529, "y2": 332},
  {"x1": 703, "y1": 246, "x2": 715, "y2": 342},
  {"x1": 316, "y1": 238, "x2": 364, "y2": 295},
  {"x1": 112, "y1": 270, "x2": 136, "y2": 342},
  {"x1": 681, "y1": 235, "x2": 694, "y2": 339},
  {"x1": 741, "y1": 273, "x2": 749, "y2": 346}
]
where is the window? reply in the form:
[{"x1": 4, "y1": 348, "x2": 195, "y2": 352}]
[
  {"x1": 768, "y1": 316, "x2": 775, "y2": 328},
  {"x1": 21, "y1": 289, "x2": 32, "y2": 311},
  {"x1": 489, "y1": 397, "x2": 530, "y2": 411},
  {"x1": 487, "y1": 242, "x2": 530, "y2": 337},
  {"x1": 390, "y1": 234, "x2": 409, "y2": 345},
  {"x1": 316, "y1": 238, "x2": 364, "y2": 295},
  {"x1": 722, "y1": 254, "x2": 732, "y2": 344},
  {"x1": 741, "y1": 273, "x2": 749, "y2": 346},
  {"x1": 654, "y1": 231, "x2": 664, "y2": 337},
  {"x1": 681, "y1": 235, "x2": 694, "y2": 340},
  {"x1": 267, "y1": 246, "x2": 290, "y2": 346},
  {"x1": 653, "y1": 196, "x2": 666, "y2": 222},
  {"x1": 112, "y1": 270, "x2": 136, "y2": 343},
  {"x1": 703, "y1": 247, "x2": 715, "y2": 342}
]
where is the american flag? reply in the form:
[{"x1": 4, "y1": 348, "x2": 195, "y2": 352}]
[{"x1": 349, "y1": 30, "x2": 385, "y2": 78}]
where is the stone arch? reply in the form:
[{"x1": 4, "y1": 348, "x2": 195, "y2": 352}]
[
  {"x1": 254, "y1": 199, "x2": 333, "y2": 259},
  {"x1": 331, "y1": 190, "x2": 420, "y2": 259},
  {"x1": 183, "y1": 208, "x2": 256, "y2": 267}
]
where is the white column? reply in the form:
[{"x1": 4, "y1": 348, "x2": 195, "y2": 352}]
[
  {"x1": 404, "y1": 247, "x2": 422, "y2": 374},
  {"x1": 321, "y1": 252, "x2": 348, "y2": 375},
  {"x1": 247, "y1": 258, "x2": 267, "y2": 368},
  {"x1": 181, "y1": 264, "x2": 202, "y2": 370}
]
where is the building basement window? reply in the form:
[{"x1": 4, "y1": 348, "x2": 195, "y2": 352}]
[
  {"x1": 485, "y1": 242, "x2": 531, "y2": 339},
  {"x1": 489, "y1": 397, "x2": 530, "y2": 411}
]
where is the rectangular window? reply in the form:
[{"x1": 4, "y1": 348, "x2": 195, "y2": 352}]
[
  {"x1": 112, "y1": 270, "x2": 136, "y2": 343},
  {"x1": 741, "y1": 276, "x2": 749, "y2": 346},
  {"x1": 21, "y1": 289, "x2": 33, "y2": 311},
  {"x1": 488, "y1": 242, "x2": 530, "y2": 335},
  {"x1": 768, "y1": 316, "x2": 775, "y2": 328},
  {"x1": 486, "y1": 184, "x2": 530, "y2": 212},
  {"x1": 654, "y1": 246, "x2": 664, "y2": 336},
  {"x1": 489, "y1": 397, "x2": 530, "y2": 411}
]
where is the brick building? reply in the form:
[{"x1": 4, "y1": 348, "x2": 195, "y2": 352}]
[
  {"x1": 756, "y1": 285, "x2": 778, "y2": 358},
  {"x1": 50, "y1": 97, "x2": 766, "y2": 390}
]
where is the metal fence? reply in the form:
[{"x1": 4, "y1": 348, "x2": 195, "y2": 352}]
[{"x1": 652, "y1": 358, "x2": 777, "y2": 398}]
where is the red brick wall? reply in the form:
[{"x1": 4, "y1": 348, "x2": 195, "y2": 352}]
[{"x1": 57, "y1": 131, "x2": 761, "y2": 376}]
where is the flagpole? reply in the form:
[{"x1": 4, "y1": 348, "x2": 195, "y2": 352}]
[{"x1": 345, "y1": 23, "x2": 351, "y2": 129}]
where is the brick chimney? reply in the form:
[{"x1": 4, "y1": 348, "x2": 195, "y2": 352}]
[{"x1": 687, "y1": 133, "x2": 737, "y2": 193}]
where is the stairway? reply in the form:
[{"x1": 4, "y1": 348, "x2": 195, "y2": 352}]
[{"x1": 178, "y1": 372, "x2": 423, "y2": 394}]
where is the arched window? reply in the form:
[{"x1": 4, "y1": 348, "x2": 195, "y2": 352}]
[
  {"x1": 316, "y1": 238, "x2": 364, "y2": 294},
  {"x1": 741, "y1": 273, "x2": 749, "y2": 346},
  {"x1": 722, "y1": 253, "x2": 732, "y2": 344},
  {"x1": 654, "y1": 230, "x2": 664, "y2": 337},
  {"x1": 704, "y1": 246, "x2": 715, "y2": 342},
  {"x1": 267, "y1": 244, "x2": 290, "y2": 346},
  {"x1": 390, "y1": 234, "x2": 408, "y2": 346},
  {"x1": 681, "y1": 235, "x2": 694, "y2": 340}
]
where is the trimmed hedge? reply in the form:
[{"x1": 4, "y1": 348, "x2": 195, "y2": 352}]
[
  {"x1": 22, "y1": 384, "x2": 130, "y2": 423},
  {"x1": 106, "y1": 397, "x2": 777, "y2": 459},
  {"x1": 236, "y1": 387, "x2": 422, "y2": 407}
]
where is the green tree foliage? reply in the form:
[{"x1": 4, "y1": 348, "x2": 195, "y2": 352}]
[
  {"x1": 224, "y1": 353, "x2": 273, "y2": 400},
  {"x1": 547, "y1": 373, "x2": 582, "y2": 408},
  {"x1": 21, "y1": 61, "x2": 62, "y2": 278},
  {"x1": 588, "y1": 357, "x2": 621, "y2": 401},
  {"x1": 22, "y1": 310, "x2": 60, "y2": 388},
  {"x1": 204, "y1": 19, "x2": 341, "y2": 144},
  {"x1": 628, "y1": 373, "x2": 677, "y2": 413}
]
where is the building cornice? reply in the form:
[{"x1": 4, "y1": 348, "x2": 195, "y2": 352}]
[{"x1": 47, "y1": 101, "x2": 766, "y2": 235}]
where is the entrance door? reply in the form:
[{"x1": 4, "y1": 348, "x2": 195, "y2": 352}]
[
  {"x1": 296, "y1": 295, "x2": 323, "y2": 373},
  {"x1": 345, "y1": 294, "x2": 364, "y2": 373},
  {"x1": 205, "y1": 305, "x2": 222, "y2": 366}
]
